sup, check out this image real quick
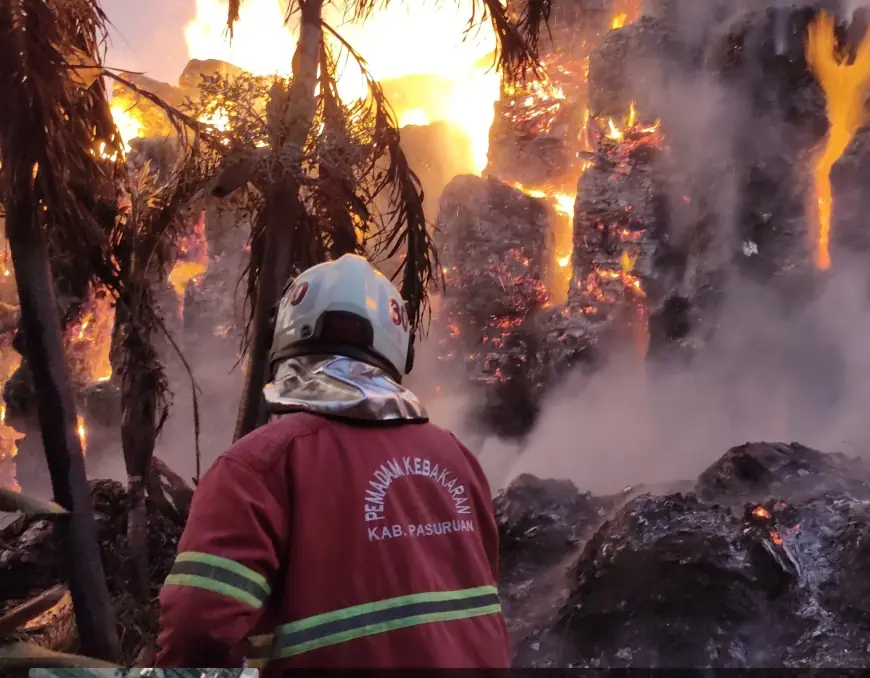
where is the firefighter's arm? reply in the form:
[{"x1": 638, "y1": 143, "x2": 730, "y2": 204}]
[{"x1": 155, "y1": 455, "x2": 288, "y2": 667}]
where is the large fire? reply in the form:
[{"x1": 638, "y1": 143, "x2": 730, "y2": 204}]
[
  {"x1": 806, "y1": 13, "x2": 870, "y2": 270},
  {"x1": 110, "y1": 103, "x2": 144, "y2": 153},
  {"x1": 183, "y1": 0, "x2": 499, "y2": 173}
]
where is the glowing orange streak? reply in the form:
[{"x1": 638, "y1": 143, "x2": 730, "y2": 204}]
[{"x1": 806, "y1": 13, "x2": 870, "y2": 270}]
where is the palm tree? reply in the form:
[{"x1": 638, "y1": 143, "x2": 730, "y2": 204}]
[
  {"x1": 0, "y1": 0, "x2": 123, "y2": 661},
  {"x1": 219, "y1": 0, "x2": 553, "y2": 440}
]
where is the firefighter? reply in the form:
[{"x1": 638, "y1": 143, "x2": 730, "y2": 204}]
[{"x1": 155, "y1": 254, "x2": 511, "y2": 671}]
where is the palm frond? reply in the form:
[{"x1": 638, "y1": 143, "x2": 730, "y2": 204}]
[
  {"x1": 319, "y1": 22, "x2": 440, "y2": 331},
  {"x1": 0, "y1": 0, "x2": 124, "y2": 302},
  {"x1": 0, "y1": 642, "x2": 120, "y2": 670}
]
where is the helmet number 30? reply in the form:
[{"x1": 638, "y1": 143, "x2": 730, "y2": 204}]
[
  {"x1": 390, "y1": 299, "x2": 409, "y2": 331},
  {"x1": 289, "y1": 281, "x2": 309, "y2": 306}
]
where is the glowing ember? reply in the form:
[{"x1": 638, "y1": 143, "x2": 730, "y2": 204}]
[
  {"x1": 770, "y1": 530, "x2": 783, "y2": 546},
  {"x1": 184, "y1": 0, "x2": 500, "y2": 173},
  {"x1": 805, "y1": 12, "x2": 870, "y2": 270},
  {"x1": 753, "y1": 506, "x2": 772, "y2": 519},
  {"x1": 611, "y1": 13, "x2": 628, "y2": 30}
]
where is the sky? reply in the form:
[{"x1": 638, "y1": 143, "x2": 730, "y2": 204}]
[{"x1": 102, "y1": 0, "x2": 196, "y2": 85}]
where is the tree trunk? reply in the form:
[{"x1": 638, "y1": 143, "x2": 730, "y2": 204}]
[
  {"x1": 118, "y1": 291, "x2": 158, "y2": 602},
  {"x1": 233, "y1": 0, "x2": 325, "y2": 442},
  {"x1": 5, "y1": 176, "x2": 120, "y2": 661}
]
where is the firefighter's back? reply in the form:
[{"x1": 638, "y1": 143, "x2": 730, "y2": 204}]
[{"x1": 248, "y1": 412, "x2": 510, "y2": 672}]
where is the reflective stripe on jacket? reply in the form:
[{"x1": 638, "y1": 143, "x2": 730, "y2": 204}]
[
  {"x1": 244, "y1": 585, "x2": 501, "y2": 664},
  {"x1": 155, "y1": 413, "x2": 511, "y2": 672}
]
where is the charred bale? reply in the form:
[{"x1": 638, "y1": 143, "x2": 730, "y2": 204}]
[
  {"x1": 568, "y1": 123, "x2": 666, "y2": 354},
  {"x1": 831, "y1": 127, "x2": 870, "y2": 255},
  {"x1": 495, "y1": 473, "x2": 613, "y2": 590},
  {"x1": 493, "y1": 473, "x2": 613, "y2": 663},
  {"x1": 587, "y1": 16, "x2": 679, "y2": 120},
  {"x1": 545, "y1": 493, "x2": 798, "y2": 668},
  {"x1": 695, "y1": 441, "x2": 870, "y2": 506},
  {"x1": 397, "y1": 120, "x2": 475, "y2": 218},
  {"x1": 178, "y1": 59, "x2": 246, "y2": 92},
  {"x1": 435, "y1": 176, "x2": 553, "y2": 437},
  {"x1": 705, "y1": 4, "x2": 826, "y2": 284}
]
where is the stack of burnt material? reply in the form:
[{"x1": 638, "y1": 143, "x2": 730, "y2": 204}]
[
  {"x1": 561, "y1": 1, "x2": 847, "y2": 367},
  {"x1": 434, "y1": 176, "x2": 561, "y2": 437},
  {"x1": 497, "y1": 440, "x2": 870, "y2": 668},
  {"x1": 487, "y1": 0, "x2": 612, "y2": 189},
  {"x1": 111, "y1": 58, "x2": 246, "y2": 141},
  {"x1": 567, "y1": 112, "x2": 667, "y2": 358}
]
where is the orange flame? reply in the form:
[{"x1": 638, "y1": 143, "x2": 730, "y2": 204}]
[
  {"x1": 184, "y1": 0, "x2": 500, "y2": 174},
  {"x1": 611, "y1": 13, "x2": 628, "y2": 30},
  {"x1": 753, "y1": 506, "x2": 772, "y2": 519},
  {"x1": 0, "y1": 350, "x2": 24, "y2": 491},
  {"x1": 806, "y1": 13, "x2": 870, "y2": 270},
  {"x1": 169, "y1": 211, "x2": 210, "y2": 302},
  {"x1": 77, "y1": 414, "x2": 87, "y2": 455},
  {"x1": 67, "y1": 285, "x2": 115, "y2": 384},
  {"x1": 609, "y1": 0, "x2": 641, "y2": 31}
]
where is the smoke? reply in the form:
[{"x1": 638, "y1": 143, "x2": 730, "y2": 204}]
[{"x1": 498, "y1": 260, "x2": 870, "y2": 495}]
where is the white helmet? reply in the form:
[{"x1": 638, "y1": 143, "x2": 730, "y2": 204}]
[{"x1": 270, "y1": 254, "x2": 414, "y2": 382}]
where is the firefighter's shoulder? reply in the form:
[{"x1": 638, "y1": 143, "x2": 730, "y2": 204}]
[{"x1": 220, "y1": 412, "x2": 330, "y2": 470}]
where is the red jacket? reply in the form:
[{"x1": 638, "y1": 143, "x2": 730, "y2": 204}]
[{"x1": 155, "y1": 413, "x2": 511, "y2": 672}]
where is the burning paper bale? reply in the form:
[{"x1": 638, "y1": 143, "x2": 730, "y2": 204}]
[{"x1": 568, "y1": 103, "x2": 664, "y2": 356}]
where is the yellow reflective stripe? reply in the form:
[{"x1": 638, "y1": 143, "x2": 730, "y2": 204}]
[
  {"x1": 272, "y1": 586, "x2": 501, "y2": 658},
  {"x1": 163, "y1": 551, "x2": 271, "y2": 608}
]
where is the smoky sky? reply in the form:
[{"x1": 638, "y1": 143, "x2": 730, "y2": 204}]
[{"x1": 102, "y1": 0, "x2": 196, "y2": 84}]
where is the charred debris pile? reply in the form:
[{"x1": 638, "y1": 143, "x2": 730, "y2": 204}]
[
  {"x1": 434, "y1": 0, "x2": 870, "y2": 438},
  {"x1": 496, "y1": 441, "x2": 870, "y2": 668},
  {"x1": 0, "y1": 460, "x2": 191, "y2": 663}
]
